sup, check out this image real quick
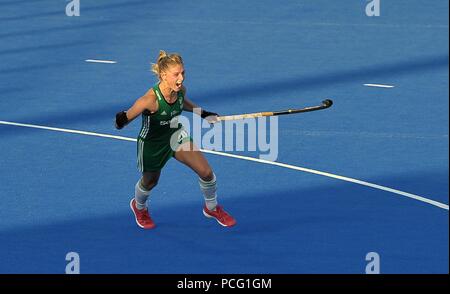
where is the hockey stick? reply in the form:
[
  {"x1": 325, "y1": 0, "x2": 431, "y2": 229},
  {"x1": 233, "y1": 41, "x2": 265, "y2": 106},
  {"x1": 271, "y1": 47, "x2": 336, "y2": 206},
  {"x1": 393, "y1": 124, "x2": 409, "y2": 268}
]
[{"x1": 213, "y1": 99, "x2": 333, "y2": 123}]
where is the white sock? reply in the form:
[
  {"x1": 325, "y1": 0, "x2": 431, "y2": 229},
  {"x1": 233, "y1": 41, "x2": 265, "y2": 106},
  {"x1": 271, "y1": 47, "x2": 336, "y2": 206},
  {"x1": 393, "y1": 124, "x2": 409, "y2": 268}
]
[
  {"x1": 135, "y1": 179, "x2": 150, "y2": 210},
  {"x1": 199, "y1": 173, "x2": 218, "y2": 211}
]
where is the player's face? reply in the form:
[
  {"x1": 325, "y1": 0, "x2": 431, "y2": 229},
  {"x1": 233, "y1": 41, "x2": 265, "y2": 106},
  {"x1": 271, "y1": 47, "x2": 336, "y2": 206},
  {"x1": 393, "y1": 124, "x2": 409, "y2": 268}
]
[{"x1": 162, "y1": 64, "x2": 185, "y2": 92}]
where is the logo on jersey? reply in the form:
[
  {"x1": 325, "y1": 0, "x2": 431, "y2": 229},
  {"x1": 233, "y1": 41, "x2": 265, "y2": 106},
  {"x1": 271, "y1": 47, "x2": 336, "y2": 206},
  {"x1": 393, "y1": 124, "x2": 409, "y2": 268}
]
[
  {"x1": 177, "y1": 130, "x2": 189, "y2": 144},
  {"x1": 161, "y1": 110, "x2": 167, "y2": 116}
]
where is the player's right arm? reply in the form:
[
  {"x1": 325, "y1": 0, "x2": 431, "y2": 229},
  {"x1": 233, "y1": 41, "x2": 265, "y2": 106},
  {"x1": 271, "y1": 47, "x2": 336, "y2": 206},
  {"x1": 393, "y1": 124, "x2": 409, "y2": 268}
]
[{"x1": 115, "y1": 89, "x2": 158, "y2": 130}]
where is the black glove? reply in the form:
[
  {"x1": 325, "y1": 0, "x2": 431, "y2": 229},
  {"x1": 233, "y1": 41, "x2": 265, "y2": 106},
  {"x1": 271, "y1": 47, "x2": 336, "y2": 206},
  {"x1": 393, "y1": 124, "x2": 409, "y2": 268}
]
[
  {"x1": 115, "y1": 111, "x2": 129, "y2": 129},
  {"x1": 201, "y1": 110, "x2": 219, "y2": 119}
]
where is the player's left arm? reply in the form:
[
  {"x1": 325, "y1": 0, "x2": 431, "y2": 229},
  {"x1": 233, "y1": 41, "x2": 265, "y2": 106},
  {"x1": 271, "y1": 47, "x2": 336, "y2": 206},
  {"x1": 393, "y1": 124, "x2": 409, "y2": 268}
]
[{"x1": 181, "y1": 86, "x2": 219, "y2": 122}]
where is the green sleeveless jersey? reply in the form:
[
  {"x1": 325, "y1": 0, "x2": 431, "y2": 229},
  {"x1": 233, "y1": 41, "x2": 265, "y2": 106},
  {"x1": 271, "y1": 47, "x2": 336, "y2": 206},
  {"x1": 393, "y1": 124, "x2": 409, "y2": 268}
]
[{"x1": 138, "y1": 84, "x2": 184, "y2": 141}]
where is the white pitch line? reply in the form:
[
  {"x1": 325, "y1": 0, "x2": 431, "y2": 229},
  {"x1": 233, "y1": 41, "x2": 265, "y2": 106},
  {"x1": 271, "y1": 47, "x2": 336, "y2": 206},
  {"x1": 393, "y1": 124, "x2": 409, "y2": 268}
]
[
  {"x1": 85, "y1": 59, "x2": 117, "y2": 64},
  {"x1": 0, "y1": 121, "x2": 134, "y2": 142},
  {"x1": 201, "y1": 150, "x2": 448, "y2": 210},
  {"x1": 364, "y1": 83, "x2": 395, "y2": 88},
  {"x1": 0, "y1": 120, "x2": 448, "y2": 211}
]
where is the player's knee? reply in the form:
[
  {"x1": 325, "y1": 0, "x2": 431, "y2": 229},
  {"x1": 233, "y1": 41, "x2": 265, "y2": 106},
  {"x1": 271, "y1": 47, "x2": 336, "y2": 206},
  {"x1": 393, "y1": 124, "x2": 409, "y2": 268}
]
[
  {"x1": 198, "y1": 167, "x2": 214, "y2": 182},
  {"x1": 142, "y1": 177, "x2": 159, "y2": 190}
]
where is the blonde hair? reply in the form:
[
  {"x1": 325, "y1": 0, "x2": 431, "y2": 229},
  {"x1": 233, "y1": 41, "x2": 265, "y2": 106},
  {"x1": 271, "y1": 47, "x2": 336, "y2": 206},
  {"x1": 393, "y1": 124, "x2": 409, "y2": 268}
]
[{"x1": 151, "y1": 50, "x2": 184, "y2": 80}]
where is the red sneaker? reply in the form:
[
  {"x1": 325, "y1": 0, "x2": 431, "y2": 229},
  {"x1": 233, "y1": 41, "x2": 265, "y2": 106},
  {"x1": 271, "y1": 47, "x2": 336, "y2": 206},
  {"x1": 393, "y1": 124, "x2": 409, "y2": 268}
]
[
  {"x1": 203, "y1": 205, "x2": 236, "y2": 227},
  {"x1": 130, "y1": 198, "x2": 156, "y2": 229}
]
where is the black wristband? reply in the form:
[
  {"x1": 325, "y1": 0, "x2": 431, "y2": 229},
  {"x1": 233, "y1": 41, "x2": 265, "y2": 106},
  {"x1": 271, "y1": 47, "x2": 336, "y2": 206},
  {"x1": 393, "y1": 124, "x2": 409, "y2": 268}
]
[
  {"x1": 201, "y1": 110, "x2": 218, "y2": 119},
  {"x1": 115, "y1": 111, "x2": 128, "y2": 129}
]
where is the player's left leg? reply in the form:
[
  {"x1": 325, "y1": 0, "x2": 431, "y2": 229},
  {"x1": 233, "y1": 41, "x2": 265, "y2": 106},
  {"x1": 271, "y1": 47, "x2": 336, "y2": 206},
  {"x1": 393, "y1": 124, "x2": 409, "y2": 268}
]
[
  {"x1": 174, "y1": 142, "x2": 236, "y2": 227},
  {"x1": 174, "y1": 141, "x2": 213, "y2": 181}
]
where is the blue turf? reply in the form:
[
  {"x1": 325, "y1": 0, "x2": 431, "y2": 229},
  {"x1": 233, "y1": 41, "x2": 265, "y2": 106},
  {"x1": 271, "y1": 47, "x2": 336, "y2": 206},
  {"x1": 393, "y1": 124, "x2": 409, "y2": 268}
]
[{"x1": 0, "y1": 0, "x2": 448, "y2": 273}]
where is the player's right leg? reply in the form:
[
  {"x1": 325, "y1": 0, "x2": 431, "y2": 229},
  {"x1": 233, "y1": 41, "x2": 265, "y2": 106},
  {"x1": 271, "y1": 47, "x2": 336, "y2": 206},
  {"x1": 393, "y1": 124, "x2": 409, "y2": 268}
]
[{"x1": 130, "y1": 171, "x2": 161, "y2": 229}]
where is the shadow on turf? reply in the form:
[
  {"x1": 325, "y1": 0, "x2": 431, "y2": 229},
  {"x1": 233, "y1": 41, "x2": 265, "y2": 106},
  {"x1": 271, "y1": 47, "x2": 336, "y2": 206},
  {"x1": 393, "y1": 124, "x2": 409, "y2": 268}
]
[
  {"x1": 0, "y1": 87, "x2": 29, "y2": 96},
  {"x1": 0, "y1": 53, "x2": 447, "y2": 134},
  {"x1": 0, "y1": 0, "x2": 152, "y2": 22},
  {"x1": 0, "y1": 41, "x2": 95, "y2": 56},
  {"x1": 0, "y1": 19, "x2": 126, "y2": 39},
  {"x1": 0, "y1": 0, "x2": 42, "y2": 7},
  {"x1": 0, "y1": 170, "x2": 447, "y2": 274}
]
